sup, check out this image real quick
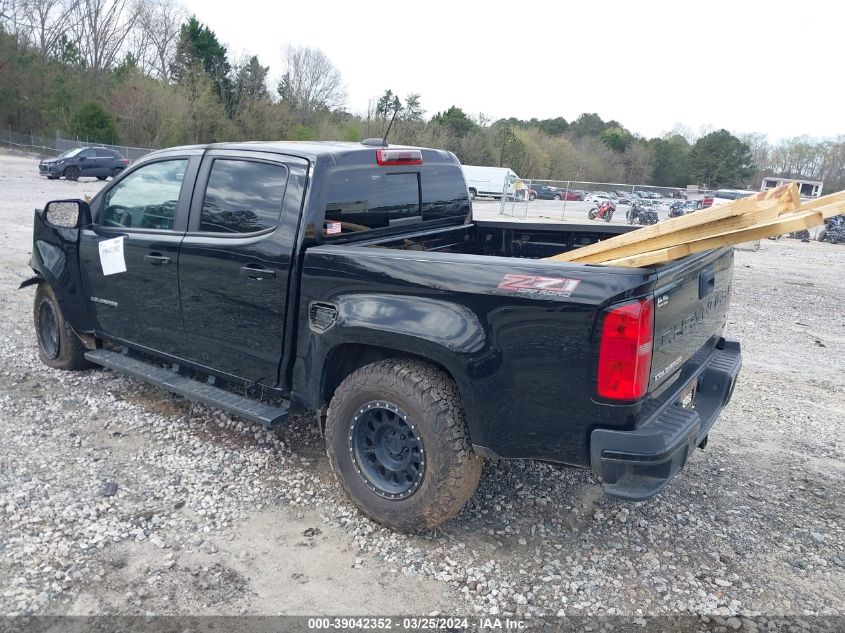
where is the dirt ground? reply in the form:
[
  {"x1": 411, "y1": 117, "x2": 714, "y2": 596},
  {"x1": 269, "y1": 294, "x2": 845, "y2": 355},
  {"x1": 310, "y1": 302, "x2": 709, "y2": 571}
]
[{"x1": 0, "y1": 151, "x2": 843, "y2": 623}]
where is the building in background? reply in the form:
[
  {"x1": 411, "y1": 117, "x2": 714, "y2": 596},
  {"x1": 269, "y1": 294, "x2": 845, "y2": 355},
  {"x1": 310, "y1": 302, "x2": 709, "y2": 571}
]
[{"x1": 760, "y1": 177, "x2": 823, "y2": 198}]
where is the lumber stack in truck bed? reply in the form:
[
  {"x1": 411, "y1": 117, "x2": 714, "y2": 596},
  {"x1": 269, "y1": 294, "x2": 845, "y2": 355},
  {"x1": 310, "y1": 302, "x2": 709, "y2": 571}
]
[{"x1": 544, "y1": 184, "x2": 845, "y2": 267}]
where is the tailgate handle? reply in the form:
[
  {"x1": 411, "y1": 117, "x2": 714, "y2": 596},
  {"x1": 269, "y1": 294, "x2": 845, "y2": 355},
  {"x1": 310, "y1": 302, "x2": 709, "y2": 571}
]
[{"x1": 699, "y1": 267, "x2": 715, "y2": 299}]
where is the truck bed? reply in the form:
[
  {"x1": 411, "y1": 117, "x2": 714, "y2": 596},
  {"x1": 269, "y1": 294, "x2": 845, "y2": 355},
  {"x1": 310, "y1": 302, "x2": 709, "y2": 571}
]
[{"x1": 358, "y1": 220, "x2": 637, "y2": 261}]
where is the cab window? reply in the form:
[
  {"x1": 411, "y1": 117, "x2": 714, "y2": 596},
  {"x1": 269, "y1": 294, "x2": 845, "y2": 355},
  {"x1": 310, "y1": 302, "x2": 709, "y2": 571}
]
[
  {"x1": 199, "y1": 159, "x2": 288, "y2": 234},
  {"x1": 100, "y1": 159, "x2": 188, "y2": 230}
]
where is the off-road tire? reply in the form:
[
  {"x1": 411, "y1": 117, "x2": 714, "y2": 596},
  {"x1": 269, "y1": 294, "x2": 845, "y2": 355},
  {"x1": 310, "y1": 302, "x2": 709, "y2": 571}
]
[
  {"x1": 64, "y1": 165, "x2": 80, "y2": 181},
  {"x1": 33, "y1": 282, "x2": 91, "y2": 370},
  {"x1": 326, "y1": 359, "x2": 483, "y2": 532}
]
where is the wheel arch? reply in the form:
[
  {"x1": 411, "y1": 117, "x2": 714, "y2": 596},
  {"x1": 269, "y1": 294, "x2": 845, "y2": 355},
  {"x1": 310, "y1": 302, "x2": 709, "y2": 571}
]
[{"x1": 311, "y1": 342, "x2": 484, "y2": 449}]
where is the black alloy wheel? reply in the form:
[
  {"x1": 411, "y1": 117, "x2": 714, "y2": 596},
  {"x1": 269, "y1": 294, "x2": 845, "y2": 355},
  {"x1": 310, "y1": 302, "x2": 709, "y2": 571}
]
[{"x1": 350, "y1": 401, "x2": 425, "y2": 500}]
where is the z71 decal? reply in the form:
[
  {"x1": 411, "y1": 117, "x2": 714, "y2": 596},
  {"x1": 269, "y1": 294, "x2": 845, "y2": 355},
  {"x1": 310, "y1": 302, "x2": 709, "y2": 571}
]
[{"x1": 497, "y1": 274, "x2": 581, "y2": 297}]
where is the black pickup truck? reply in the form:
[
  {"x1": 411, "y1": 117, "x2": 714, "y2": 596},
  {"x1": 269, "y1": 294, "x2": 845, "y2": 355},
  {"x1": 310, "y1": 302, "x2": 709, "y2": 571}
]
[{"x1": 23, "y1": 141, "x2": 741, "y2": 531}]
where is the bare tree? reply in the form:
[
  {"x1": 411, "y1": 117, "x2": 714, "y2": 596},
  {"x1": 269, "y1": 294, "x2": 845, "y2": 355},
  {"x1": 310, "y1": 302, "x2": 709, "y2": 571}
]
[
  {"x1": 134, "y1": 0, "x2": 183, "y2": 80},
  {"x1": 71, "y1": 0, "x2": 138, "y2": 76},
  {"x1": 18, "y1": 0, "x2": 81, "y2": 57},
  {"x1": 277, "y1": 45, "x2": 345, "y2": 113},
  {"x1": 0, "y1": 0, "x2": 30, "y2": 43}
]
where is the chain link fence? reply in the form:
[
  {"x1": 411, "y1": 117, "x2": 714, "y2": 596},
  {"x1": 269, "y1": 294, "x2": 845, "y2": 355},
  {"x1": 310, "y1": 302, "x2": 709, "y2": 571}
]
[
  {"x1": 1, "y1": 126, "x2": 155, "y2": 162},
  {"x1": 497, "y1": 178, "x2": 710, "y2": 222}
]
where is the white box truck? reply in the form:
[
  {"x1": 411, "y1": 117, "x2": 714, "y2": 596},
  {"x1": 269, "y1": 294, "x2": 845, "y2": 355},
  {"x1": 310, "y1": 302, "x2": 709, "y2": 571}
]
[{"x1": 461, "y1": 165, "x2": 521, "y2": 200}]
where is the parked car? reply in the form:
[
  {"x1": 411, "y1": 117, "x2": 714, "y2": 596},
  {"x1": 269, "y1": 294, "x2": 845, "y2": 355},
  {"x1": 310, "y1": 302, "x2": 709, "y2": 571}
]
[
  {"x1": 557, "y1": 189, "x2": 584, "y2": 200},
  {"x1": 528, "y1": 184, "x2": 563, "y2": 200},
  {"x1": 669, "y1": 189, "x2": 688, "y2": 199},
  {"x1": 39, "y1": 147, "x2": 129, "y2": 181},
  {"x1": 23, "y1": 140, "x2": 741, "y2": 532},
  {"x1": 701, "y1": 193, "x2": 715, "y2": 208},
  {"x1": 584, "y1": 193, "x2": 613, "y2": 204}
]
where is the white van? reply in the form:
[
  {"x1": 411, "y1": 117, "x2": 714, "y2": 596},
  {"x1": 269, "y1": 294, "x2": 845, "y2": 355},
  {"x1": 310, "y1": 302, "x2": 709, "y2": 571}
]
[
  {"x1": 461, "y1": 165, "x2": 520, "y2": 200},
  {"x1": 710, "y1": 189, "x2": 756, "y2": 207}
]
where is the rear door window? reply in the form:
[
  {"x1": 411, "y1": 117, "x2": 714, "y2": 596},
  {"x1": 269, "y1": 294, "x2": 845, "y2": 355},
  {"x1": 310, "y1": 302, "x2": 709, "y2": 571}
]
[{"x1": 199, "y1": 159, "x2": 288, "y2": 234}]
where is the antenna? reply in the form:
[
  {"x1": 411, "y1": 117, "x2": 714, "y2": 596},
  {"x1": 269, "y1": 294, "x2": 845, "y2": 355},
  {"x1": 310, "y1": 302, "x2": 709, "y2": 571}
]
[{"x1": 381, "y1": 103, "x2": 401, "y2": 147}]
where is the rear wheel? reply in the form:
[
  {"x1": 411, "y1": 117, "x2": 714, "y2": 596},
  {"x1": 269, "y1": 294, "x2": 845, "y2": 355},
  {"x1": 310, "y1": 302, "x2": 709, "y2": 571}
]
[
  {"x1": 468, "y1": 188, "x2": 477, "y2": 200},
  {"x1": 63, "y1": 165, "x2": 80, "y2": 181},
  {"x1": 553, "y1": 194, "x2": 561, "y2": 200},
  {"x1": 588, "y1": 208, "x2": 597, "y2": 220},
  {"x1": 33, "y1": 283, "x2": 91, "y2": 371},
  {"x1": 112, "y1": 167, "x2": 124, "y2": 178},
  {"x1": 97, "y1": 175, "x2": 107, "y2": 180},
  {"x1": 817, "y1": 230, "x2": 827, "y2": 242},
  {"x1": 528, "y1": 193, "x2": 536, "y2": 201},
  {"x1": 326, "y1": 359, "x2": 483, "y2": 532}
]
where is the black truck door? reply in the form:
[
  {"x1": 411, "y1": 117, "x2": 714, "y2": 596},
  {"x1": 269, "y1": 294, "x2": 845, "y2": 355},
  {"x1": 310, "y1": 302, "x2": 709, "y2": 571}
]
[
  {"x1": 178, "y1": 150, "x2": 307, "y2": 385},
  {"x1": 78, "y1": 154, "x2": 201, "y2": 355}
]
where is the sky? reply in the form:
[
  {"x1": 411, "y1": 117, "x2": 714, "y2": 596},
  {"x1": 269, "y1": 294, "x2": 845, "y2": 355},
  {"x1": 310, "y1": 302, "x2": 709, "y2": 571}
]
[{"x1": 182, "y1": 0, "x2": 844, "y2": 141}]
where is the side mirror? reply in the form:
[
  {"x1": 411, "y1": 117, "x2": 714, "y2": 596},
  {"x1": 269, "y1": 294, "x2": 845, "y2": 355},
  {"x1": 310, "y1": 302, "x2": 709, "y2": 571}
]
[{"x1": 43, "y1": 199, "x2": 92, "y2": 229}]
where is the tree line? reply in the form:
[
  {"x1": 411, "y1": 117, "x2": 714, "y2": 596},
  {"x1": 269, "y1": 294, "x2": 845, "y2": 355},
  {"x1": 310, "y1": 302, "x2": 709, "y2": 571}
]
[{"x1": 2, "y1": 0, "x2": 843, "y2": 191}]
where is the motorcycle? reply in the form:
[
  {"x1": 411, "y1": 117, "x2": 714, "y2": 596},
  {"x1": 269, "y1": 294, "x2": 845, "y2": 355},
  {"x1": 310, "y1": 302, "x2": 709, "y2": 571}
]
[
  {"x1": 817, "y1": 215, "x2": 845, "y2": 244},
  {"x1": 668, "y1": 201, "x2": 686, "y2": 218},
  {"x1": 587, "y1": 199, "x2": 616, "y2": 222},
  {"x1": 627, "y1": 201, "x2": 658, "y2": 225}
]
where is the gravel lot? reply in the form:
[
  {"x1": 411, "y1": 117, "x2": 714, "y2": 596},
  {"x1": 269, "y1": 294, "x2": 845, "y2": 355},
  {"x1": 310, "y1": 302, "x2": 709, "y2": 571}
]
[{"x1": 1, "y1": 151, "x2": 843, "y2": 624}]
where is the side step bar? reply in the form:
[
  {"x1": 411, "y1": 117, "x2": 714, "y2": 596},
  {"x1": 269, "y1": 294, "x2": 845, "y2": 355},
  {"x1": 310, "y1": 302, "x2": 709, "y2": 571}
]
[{"x1": 84, "y1": 349, "x2": 290, "y2": 428}]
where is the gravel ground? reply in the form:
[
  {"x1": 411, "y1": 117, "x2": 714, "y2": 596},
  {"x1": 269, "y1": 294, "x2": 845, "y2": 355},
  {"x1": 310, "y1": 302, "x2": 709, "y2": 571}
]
[{"x1": 1, "y1": 151, "x2": 843, "y2": 624}]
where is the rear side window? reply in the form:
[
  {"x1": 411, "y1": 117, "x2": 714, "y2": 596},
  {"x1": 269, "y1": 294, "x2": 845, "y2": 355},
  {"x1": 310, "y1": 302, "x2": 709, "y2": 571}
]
[
  {"x1": 200, "y1": 159, "x2": 288, "y2": 234},
  {"x1": 324, "y1": 170, "x2": 420, "y2": 235}
]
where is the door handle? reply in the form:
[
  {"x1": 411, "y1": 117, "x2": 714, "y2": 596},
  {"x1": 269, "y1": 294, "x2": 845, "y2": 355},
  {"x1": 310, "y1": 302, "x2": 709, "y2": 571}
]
[
  {"x1": 144, "y1": 253, "x2": 171, "y2": 266},
  {"x1": 240, "y1": 265, "x2": 276, "y2": 280}
]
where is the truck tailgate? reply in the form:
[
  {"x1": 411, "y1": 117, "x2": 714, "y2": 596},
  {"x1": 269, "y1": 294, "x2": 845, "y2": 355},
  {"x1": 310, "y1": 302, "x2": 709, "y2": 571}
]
[{"x1": 650, "y1": 247, "x2": 734, "y2": 391}]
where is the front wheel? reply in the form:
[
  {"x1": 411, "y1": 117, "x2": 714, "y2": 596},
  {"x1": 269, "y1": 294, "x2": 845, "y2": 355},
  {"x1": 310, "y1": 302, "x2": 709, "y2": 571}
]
[
  {"x1": 817, "y1": 230, "x2": 827, "y2": 242},
  {"x1": 33, "y1": 283, "x2": 91, "y2": 370},
  {"x1": 588, "y1": 208, "x2": 597, "y2": 220},
  {"x1": 63, "y1": 165, "x2": 80, "y2": 181},
  {"x1": 325, "y1": 359, "x2": 483, "y2": 532},
  {"x1": 468, "y1": 188, "x2": 477, "y2": 200}
]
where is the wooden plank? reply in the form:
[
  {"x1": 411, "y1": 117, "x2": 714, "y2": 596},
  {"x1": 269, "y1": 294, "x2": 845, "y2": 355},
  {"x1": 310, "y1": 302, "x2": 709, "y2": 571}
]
[
  {"x1": 568, "y1": 214, "x2": 759, "y2": 263},
  {"x1": 569, "y1": 192, "x2": 798, "y2": 264},
  {"x1": 602, "y1": 211, "x2": 825, "y2": 267},
  {"x1": 789, "y1": 190, "x2": 845, "y2": 216},
  {"x1": 547, "y1": 183, "x2": 798, "y2": 263}
]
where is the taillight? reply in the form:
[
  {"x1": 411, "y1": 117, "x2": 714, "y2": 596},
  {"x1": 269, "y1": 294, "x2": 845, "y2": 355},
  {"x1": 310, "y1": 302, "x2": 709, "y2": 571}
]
[
  {"x1": 122, "y1": 159, "x2": 129, "y2": 165},
  {"x1": 376, "y1": 148, "x2": 422, "y2": 166},
  {"x1": 597, "y1": 298, "x2": 654, "y2": 400}
]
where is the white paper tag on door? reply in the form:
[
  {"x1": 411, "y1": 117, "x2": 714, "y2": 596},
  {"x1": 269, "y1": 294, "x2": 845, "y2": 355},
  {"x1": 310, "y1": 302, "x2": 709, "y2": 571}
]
[{"x1": 98, "y1": 236, "x2": 127, "y2": 276}]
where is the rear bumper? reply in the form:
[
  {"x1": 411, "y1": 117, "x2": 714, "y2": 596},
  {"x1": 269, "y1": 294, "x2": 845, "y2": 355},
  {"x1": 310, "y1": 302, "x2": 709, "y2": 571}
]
[{"x1": 590, "y1": 338, "x2": 741, "y2": 501}]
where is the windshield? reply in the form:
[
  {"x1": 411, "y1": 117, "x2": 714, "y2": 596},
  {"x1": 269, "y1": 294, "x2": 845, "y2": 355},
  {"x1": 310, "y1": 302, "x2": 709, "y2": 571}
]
[{"x1": 58, "y1": 148, "x2": 83, "y2": 158}]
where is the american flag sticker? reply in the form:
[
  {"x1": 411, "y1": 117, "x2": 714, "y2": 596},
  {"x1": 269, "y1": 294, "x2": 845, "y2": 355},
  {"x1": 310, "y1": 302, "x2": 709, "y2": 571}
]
[{"x1": 325, "y1": 221, "x2": 342, "y2": 235}]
